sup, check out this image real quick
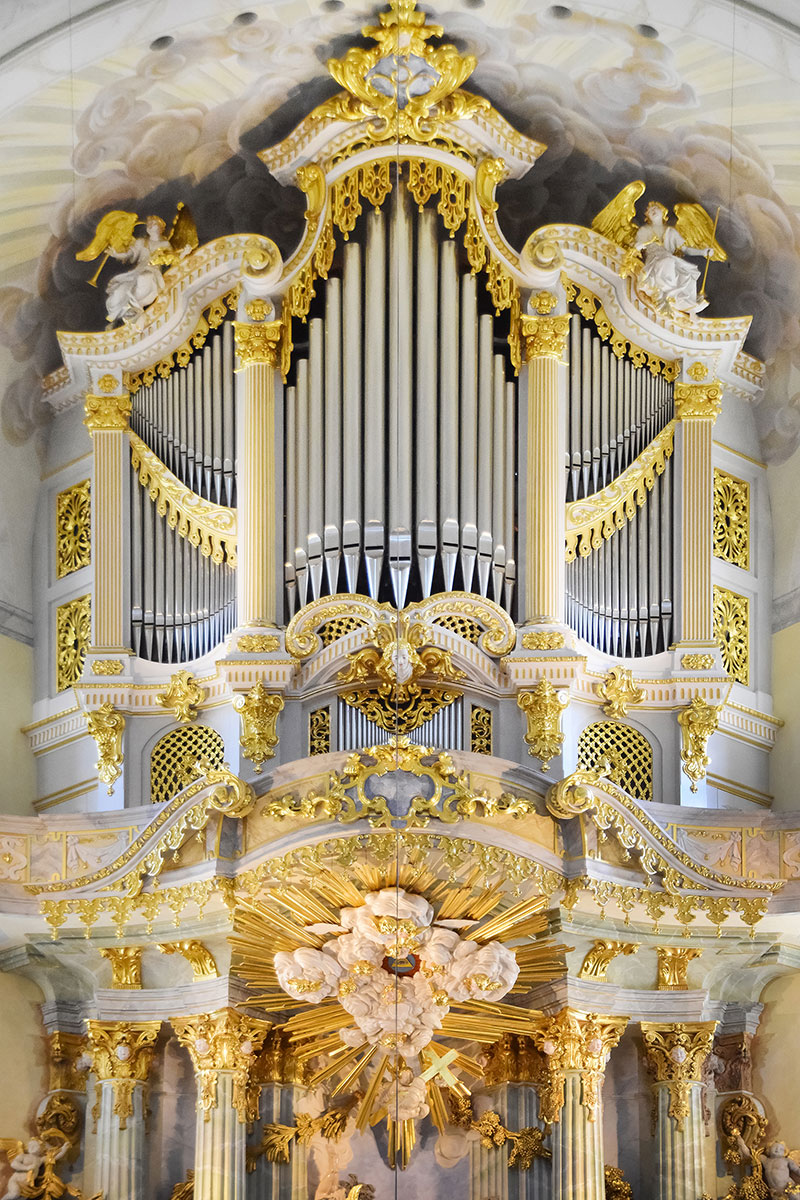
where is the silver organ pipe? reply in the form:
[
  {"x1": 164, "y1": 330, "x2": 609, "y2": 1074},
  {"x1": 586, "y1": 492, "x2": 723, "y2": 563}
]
[
  {"x1": 336, "y1": 696, "x2": 464, "y2": 753},
  {"x1": 128, "y1": 316, "x2": 237, "y2": 662},
  {"x1": 282, "y1": 183, "x2": 518, "y2": 619}
]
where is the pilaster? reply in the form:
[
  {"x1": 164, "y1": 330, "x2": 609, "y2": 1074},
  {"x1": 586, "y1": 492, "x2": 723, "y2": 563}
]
[
  {"x1": 641, "y1": 1020, "x2": 717, "y2": 1200},
  {"x1": 233, "y1": 318, "x2": 282, "y2": 629},
  {"x1": 674, "y1": 381, "x2": 723, "y2": 645},
  {"x1": 83, "y1": 384, "x2": 132, "y2": 652},
  {"x1": 521, "y1": 314, "x2": 571, "y2": 624}
]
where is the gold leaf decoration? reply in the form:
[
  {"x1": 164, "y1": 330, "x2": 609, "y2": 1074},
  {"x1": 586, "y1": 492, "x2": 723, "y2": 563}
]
[
  {"x1": 233, "y1": 681, "x2": 284, "y2": 772},
  {"x1": 713, "y1": 586, "x2": 749, "y2": 685},
  {"x1": 56, "y1": 595, "x2": 91, "y2": 692},
  {"x1": 56, "y1": 480, "x2": 91, "y2": 579},
  {"x1": 713, "y1": 470, "x2": 749, "y2": 570}
]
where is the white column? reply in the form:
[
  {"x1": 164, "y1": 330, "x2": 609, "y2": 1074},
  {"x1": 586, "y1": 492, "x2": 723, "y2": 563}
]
[
  {"x1": 674, "y1": 381, "x2": 722, "y2": 645},
  {"x1": 84, "y1": 388, "x2": 132, "y2": 651},
  {"x1": 194, "y1": 1072, "x2": 246, "y2": 1200}
]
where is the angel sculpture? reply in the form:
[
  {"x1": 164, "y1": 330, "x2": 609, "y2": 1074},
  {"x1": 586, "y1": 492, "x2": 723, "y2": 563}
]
[
  {"x1": 592, "y1": 181, "x2": 726, "y2": 316},
  {"x1": 76, "y1": 203, "x2": 198, "y2": 326}
]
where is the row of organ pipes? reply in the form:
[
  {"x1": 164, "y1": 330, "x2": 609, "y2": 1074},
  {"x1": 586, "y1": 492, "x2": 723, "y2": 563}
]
[
  {"x1": 120, "y1": 188, "x2": 681, "y2": 663},
  {"x1": 283, "y1": 195, "x2": 517, "y2": 616}
]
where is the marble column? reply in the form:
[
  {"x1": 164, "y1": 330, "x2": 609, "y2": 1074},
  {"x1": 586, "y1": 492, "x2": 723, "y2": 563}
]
[
  {"x1": 83, "y1": 386, "x2": 132, "y2": 652},
  {"x1": 641, "y1": 1020, "x2": 717, "y2": 1200},
  {"x1": 520, "y1": 313, "x2": 571, "y2": 624},
  {"x1": 673, "y1": 380, "x2": 723, "y2": 645},
  {"x1": 85, "y1": 1020, "x2": 161, "y2": 1200},
  {"x1": 475, "y1": 1034, "x2": 552, "y2": 1200},
  {"x1": 173, "y1": 1008, "x2": 271, "y2": 1200},
  {"x1": 233, "y1": 319, "x2": 282, "y2": 629},
  {"x1": 532, "y1": 1009, "x2": 628, "y2": 1200},
  {"x1": 251, "y1": 1029, "x2": 308, "y2": 1200}
]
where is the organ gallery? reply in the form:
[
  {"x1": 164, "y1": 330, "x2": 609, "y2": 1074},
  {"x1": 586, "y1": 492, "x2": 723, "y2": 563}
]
[{"x1": 1, "y1": 2, "x2": 800, "y2": 1200}]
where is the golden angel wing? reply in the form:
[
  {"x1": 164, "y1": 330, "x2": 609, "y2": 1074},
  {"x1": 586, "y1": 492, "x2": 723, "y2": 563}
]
[
  {"x1": 75, "y1": 210, "x2": 139, "y2": 261},
  {"x1": 673, "y1": 203, "x2": 727, "y2": 261},
  {"x1": 591, "y1": 181, "x2": 645, "y2": 248},
  {"x1": 168, "y1": 202, "x2": 199, "y2": 254},
  {"x1": 346, "y1": 1187, "x2": 363, "y2": 1200}
]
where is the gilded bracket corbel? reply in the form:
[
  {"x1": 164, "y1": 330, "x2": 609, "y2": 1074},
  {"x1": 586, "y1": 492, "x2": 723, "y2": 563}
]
[
  {"x1": 517, "y1": 679, "x2": 569, "y2": 770},
  {"x1": 85, "y1": 703, "x2": 124, "y2": 794}
]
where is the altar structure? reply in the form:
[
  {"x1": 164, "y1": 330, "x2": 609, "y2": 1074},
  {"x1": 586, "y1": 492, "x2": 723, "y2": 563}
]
[{"x1": 0, "y1": 4, "x2": 799, "y2": 1200}]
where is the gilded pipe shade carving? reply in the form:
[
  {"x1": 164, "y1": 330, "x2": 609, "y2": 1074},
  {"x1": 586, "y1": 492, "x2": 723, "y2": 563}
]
[
  {"x1": 713, "y1": 585, "x2": 749, "y2": 685},
  {"x1": 56, "y1": 480, "x2": 90, "y2": 579},
  {"x1": 56, "y1": 595, "x2": 90, "y2": 692},
  {"x1": 713, "y1": 469, "x2": 749, "y2": 569}
]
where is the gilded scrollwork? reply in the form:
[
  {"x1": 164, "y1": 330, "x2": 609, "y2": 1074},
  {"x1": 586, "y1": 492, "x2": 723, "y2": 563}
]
[
  {"x1": 713, "y1": 469, "x2": 750, "y2": 569},
  {"x1": 85, "y1": 1020, "x2": 161, "y2": 1129},
  {"x1": 656, "y1": 946, "x2": 702, "y2": 990},
  {"x1": 56, "y1": 595, "x2": 91, "y2": 692},
  {"x1": 172, "y1": 1008, "x2": 271, "y2": 1123},
  {"x1": 517, "y1": 680, "x2": 569, "y2": 770},
  {"x1": 158, "y1": 940, "x2": 218, "y2": 980},
  {"x1": 678, "y1": 696, "x2": 722, "y2": 791},
  {"x1": 713, "y1": 586, "x2": 749, "y2": 686},
  {"x1": 562, "y1": 279, "x2": 679, "y2": 381},
  {"x1": 233, "y1": 681, "x2": 284, "y2": 772},
  {"x1": 98, "y1": 946, "x2": 143, "y2": 988},
  {"x1": 531, "y1": 1009, "x2": 628, "y2": 1123},
  {"x1": 56, "y1": 480, "x2": 90, "y2": 579},
  {"x1": 85, "y1": 702, "x2": 124, "y2": 794},
  {"x1": 157, "y1": 670, "x2": 206, "y2": 724},
  {"x1": 595, "y1": 666, "x2": 645, "y2": 719},
  {"x1": 578, "y1": 940, "x2": 639, "y2": 981}
]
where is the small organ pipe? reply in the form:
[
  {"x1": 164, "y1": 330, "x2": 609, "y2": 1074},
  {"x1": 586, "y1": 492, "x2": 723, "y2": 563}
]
[
  {"x1": 343, "y1": 239, "x2": 363, "y2": 591},
  {"x1": 389, "y1": 189, "x2": 413, "y2": 537},
  {"x1": 307, "y1": 317, "x2": 324, "y2": 599},
  {"x1": 459, "y1": 272, "x2": 479, "y2": 591},
  {"x1": 416, "y1": 209, "x2": 438, "y2": 597},
  {"x1": 324, "y1": 276, "x2": 343, "y2": 592},
  {"x1": 438, "y1": 237, "x2": 459, "y2": 586}
]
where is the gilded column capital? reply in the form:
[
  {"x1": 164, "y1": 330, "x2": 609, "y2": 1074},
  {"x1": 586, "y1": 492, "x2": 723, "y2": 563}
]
[
  {"x1": 674, "y1": 380, "x2": 723, "y2": 421},
  {"x1": 640, "y1": 1020, "x2": 716, "y2": 1129},
  {"x1": 98, "y1": 946, "x2": 143, "y2": 989},
  {"x1": 48, "y1": 1031, "x2": 90, "y2": 1092},
  {"x1": 172, "y1": 1008, "x2": 271, "y2": 1123},
  {"x1": 234, "y1": 319, "x2": 282, "y2": 368},
  {"x1": 520, "y1": 313, "x2": 571, "y2": 361},
  {"x1": 85, "y1": 1020, "x2": 161, "y2": 1128},
  {"x1": 531, "y1": 1008, "x2": 628, "y2": 1123},
  {"x1": 482, "y1": 1033, "x2": 544, "y2": 1086},
  {"x1": 84, "y1": 391, "x2": 131, "y2": 431}
]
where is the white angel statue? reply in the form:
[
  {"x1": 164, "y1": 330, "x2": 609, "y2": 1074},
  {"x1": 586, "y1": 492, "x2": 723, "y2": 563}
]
[
  {"x1": 592, "y1": 181, "x2": 727, "y2": 316},
  {"x1": 76, "y1": 203, "x2": 198, "y2": 326}
]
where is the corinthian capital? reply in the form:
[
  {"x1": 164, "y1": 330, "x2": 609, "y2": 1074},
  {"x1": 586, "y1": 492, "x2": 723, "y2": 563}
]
[
  {"x1": 84, "y1": 391, "x2": 131, "y2": 431},
  {"x1": 674, "y1": 381, "x2": 723, "y2": 421},
  {"x1": 172, "y1": 1008, "x2": 271, "y2": 1123},
  {"x1": 86, "y1": 1020, "x2": 161, "y2": 1128},
  {"x1": 520, "y1": 314, "x2": 571, "y2": 362},
  {"x1": 531, "y1": 1008, "x2": 628, "y2": 1123},
  {"x1": 640, "y1": 1020, "x2": 717, "y2": 1129},
  {"x1": 234, "y1": 319, "x2": 282, "y2": 368}
]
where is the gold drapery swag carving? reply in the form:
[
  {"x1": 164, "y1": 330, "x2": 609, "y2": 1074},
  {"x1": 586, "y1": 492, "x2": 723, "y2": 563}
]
[
  {"x1": 640, "y1": 1020, "x2": 716, "y2": 1129},
  {"x1": 86, "y1": 1020, "x2": 161, "y2": 1128},
  {"x1": 172, "y1": 1008, "x2": 271, "y2": 1123}
]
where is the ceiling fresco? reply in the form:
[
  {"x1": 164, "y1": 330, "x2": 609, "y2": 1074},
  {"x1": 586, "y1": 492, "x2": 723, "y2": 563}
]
[{"x1": 1, "y1": 0, "x2": 800, "y2": 463}]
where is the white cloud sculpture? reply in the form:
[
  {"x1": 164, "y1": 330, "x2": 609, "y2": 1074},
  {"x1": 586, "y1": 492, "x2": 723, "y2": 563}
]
[{"x1": 274, "y1": 887, "x2": 519, "y2": 1060}]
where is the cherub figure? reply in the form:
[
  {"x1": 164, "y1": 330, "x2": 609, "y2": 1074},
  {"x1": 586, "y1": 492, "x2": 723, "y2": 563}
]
[
  {"x1": 733, "y1": 1130, "x2": 800, "y2": 1199},
  {"x1": 76, "y1": 203, "x2": 198, "y2": 326},
  {"x1": 2, "y1": 1139, "x2": 47, "y2": 1200},
  {"x1": 592, "y1": 180, "x2": 726, "y2": 316}
]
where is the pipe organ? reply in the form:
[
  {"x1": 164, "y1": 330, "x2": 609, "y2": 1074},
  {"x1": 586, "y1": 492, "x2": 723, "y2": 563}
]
[
  {"x1": 564, "y1": 310, "x2": 676, "y2": 657},
  {"x1": 283, "y1": 187, "x2": 518, "y2": 619}
]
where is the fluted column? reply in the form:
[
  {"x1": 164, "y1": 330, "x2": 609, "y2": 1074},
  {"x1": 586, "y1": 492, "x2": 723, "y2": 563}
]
[
  {"x1": 532, "y1": 1009, "x2": 628, "y2": 1200},
  {"x1": 674, "y1": 381, "x2": 722, "y2": 644},
  {"x1": 85, "y1": 1020, "x2": 161, "y2": 1200},
  {"x1": 173, "y1": 1008, "x2": 271, "y2": 1200},
  {"x1": 84, "y1": 385, "x2": 132, "y2": 651},
  {"x1": 520, "y1": 314, "x2": 571, "y2": 623},
  {"x1": 233, "y1": 319, "x2": 282, "y2": 628},
  {"x1": 641, "y1": 1021, "x2": 717, "y2": 1200}
]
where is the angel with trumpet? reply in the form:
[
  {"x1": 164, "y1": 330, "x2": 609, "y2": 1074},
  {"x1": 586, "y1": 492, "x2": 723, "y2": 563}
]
[
  {"x1": 592, "y1": 181, "x2": 726, "y2": 316},
  {"x1": 75, "y1": 203, "x2": 198, "y2": 326}
]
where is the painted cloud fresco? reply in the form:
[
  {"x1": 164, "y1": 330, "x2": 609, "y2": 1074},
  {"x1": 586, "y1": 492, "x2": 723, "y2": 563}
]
[{"x1": 1, "y1": 3, "x2": 799, "y2": 461}]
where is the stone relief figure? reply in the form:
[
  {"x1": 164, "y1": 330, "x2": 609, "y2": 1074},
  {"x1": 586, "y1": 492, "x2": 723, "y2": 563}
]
[
  {"x1": 592, "y1": 180, "x2": 727, "y2": 316},
  {"x1": 75, "y1": 203, "x2": 198, "y2": 325},
  {"x1": 2, "y1": 1140, "x2": 50, "y2": 1200},
  {"x1": 733, "y1": 1133, "x2": 800, "y2": 1199}
]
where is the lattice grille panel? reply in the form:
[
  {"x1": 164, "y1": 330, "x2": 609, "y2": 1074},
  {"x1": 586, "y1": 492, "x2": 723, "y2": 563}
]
[
  {"x1": 150, "y1": 726, "x2": 225, "y2": 806},
  {"x1": 433, "y1": 615, "x2": 483, "y2": 644},
  {"x1": 577, "y1": 721, "x2": 653, "y2": 804},
  {"x1": 318, "y1": 617, "x2": 368, "y2": 646}
]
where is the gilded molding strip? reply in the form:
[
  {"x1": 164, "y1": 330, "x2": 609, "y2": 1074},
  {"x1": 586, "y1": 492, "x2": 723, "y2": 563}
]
[
  {"x1": 55, "y1": 479, "x2": 91, "y2": 579},
  {"x1": 123, "y1": 289, "x2": 239, "y2": 395},
  {"x1": 563, "y1": 278, "x2": 680, "y2": 381},
  {"x1": 128, "y1": 430, "x2": 237, "y2": 566},
  {"x1": 565, "y1": 422, "x2": 675, "y2": 560},
  {"x1": 713, "y1": 469, "x2": 750, "y2": 569}
]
